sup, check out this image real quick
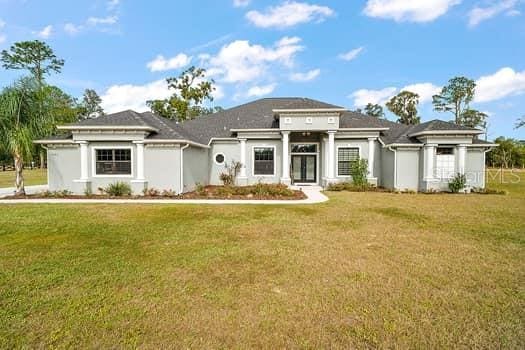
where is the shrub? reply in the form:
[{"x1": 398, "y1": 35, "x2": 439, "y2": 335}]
[
  {"x1": 471, "y1": 187, "x2": 507, "y2": 195},
  {"x1": 448, "y1": 173, "x2": 467, "y2": 193},
  {"x1": 84, "y1": 187, "x2": 93, "y2": 196},
  {"x1": 219, "y1": 161, "x2": 242, "y2": 186},
  {"x1": 42, "y1": 190, "x2": 72, "y2": 198},
  {"x1": 161, "y1": 189, "x2": 177, "y2": 197},
  {"x1": 143, "y1": 187, "x2": 160, "y2": 197},
  {"x1": 216, "y1": 186, "x2": 234, "y2": 197},
  {"x1": 104, "y1": 182, "x2": 132, "y2": 197},
  {"x1": 195, "y1": 183, "x2": 207, "y2": 196},
  {"x1": 351, "y1": 158, "x2": 369, "y2": 188}
]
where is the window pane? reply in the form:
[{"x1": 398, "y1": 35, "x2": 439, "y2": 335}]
[
  {"x1": 291, "y1": 144, "x2": 317, "y2": 153},
  {"x1": 254, "y1": 147, "x2": 274, "y2": 175},
  {"x1": 338, "y1": 147, "x2": 359, "y2": 176},
  {"x1": 95, "y1": 149, "x2": 132, "y2": 175}
]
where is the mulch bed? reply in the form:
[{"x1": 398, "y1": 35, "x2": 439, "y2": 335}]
[{"x1": 2, "y1": 186, "x2": 306, "y2": 201}]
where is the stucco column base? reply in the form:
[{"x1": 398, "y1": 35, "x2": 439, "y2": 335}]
[
  {"x1": 367, "y1": 177, "x2": 378, "y2": 186},
  {"x1": 236, "y1": 177, "x2": 248, "y2": 186},
  {"x1": 280, "y1": 177, "x2": 291, "y2": 186},
  {"x1": 131, "y1": 180, "x2": 148, "y2": 195},
  {"x1": 73, "y1": 179, "x2": 91, "y2": 195}
]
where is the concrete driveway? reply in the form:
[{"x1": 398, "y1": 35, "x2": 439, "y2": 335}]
[{"x1": 0, "y1": 185, "x2": 48, "y2": 198}]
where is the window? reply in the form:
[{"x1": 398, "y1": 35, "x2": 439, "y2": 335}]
[
  {"x1": 291, "y1": 144, "x2": 317, "y2": 153},
  {"x1": 436, "y1": 147, "x2": 455, "y2": 179},
  {"x1": 215, "y1": 153, "x2": 225, "y2": 165},
  {"x1": 253, "y1": 147, "x2": 274, "y2": 175},
  {"x1": 338, "y1": 147, "x2": 359, "y2": 176},
  {"x1": 95, "y1": 149, "x2": 131, "y2": 175}
]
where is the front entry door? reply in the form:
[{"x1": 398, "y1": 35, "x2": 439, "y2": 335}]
[{"x1": 292, "y1": 155, "x2": 316, "y2": 183}]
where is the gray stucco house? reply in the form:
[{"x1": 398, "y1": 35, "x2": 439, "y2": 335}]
[{"x1": 36, "y1": 97, "x2": 495, "y2": 194}]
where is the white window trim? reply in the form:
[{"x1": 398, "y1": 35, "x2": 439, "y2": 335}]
[
  {"x1": 92, "y1": 145, "x2": 134, "y2": 178},
  {"x1": 214, "y1": 152, "x2": 226, "y2": 166},
  {"x1": 336, "y1": 145, "x2": 361, "y2": 178},
  {"x1": 252, "y1": 145, "x2": 276, "y2": 177}
]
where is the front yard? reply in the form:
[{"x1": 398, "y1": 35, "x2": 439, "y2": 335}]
[
  {"x1": 0, "y1": 170, "x2": 524, "y2": 348},
  {"x1": 0, "y1": 168, "x2": 47, "y2": 188}
]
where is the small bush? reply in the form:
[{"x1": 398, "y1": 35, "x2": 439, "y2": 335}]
[
  {"x1": 42, "y1": 190, "x2": 72, "y2": 198},
  {"x1": 216, "y1": 186, "x2": 234, "y2": 197},
  {"x1": 351, "y1": 158, "x2": 369, "y2": 188},
  {"x1": 219, "y1": 161, "x2": 242, "y2": 186},
  {"x1": 327, "y1": 182, "x2": 375, "y2": 192},
  {"x1": 84, "y1": 187, "x2": 93, "y2": 196},
  {"x1": 195, "y1": 183, "x2": 207, "y2": 196},
  {"x1": 161, "y1": 189, "x2": 177, "y2": 197},
  {"x1": 143, "y1": 187, "x2": 161, "y2": 197},
  {"x1": 448, "y1": 173, "x2": 467, "y2": 193},
  {"x1": 104, "y1": 182, "x2": 132, "y2": 197}
]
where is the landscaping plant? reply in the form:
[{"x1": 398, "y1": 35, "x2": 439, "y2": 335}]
[
  {"x1": 448, "y1": 173, "x2": 467, "y2": 193},
  {"x1": 104, "y1": 182, "x2": 132, "y2": 197}
]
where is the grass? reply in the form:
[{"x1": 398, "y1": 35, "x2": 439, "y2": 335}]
[
  {"x1": 0, "y1": 169, "x2": 524, "y2": 348},
  {"x1": 0, "y1": 168, "x2": 47, "y2": 188}
]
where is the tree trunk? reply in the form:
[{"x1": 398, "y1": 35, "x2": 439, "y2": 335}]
[{"x1": 14, "y1": 154, "x2": 25, "y2": 196}]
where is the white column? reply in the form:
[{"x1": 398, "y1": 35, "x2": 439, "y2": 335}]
[
  {"x1": 79, "y1": 141, "x2": 88, "y2": 180},
  {"x1": 327, "y1": 131, "x2": 336, "y2": 180},
  {"x1": 281, "y1": 131, "x2": 290, "y2": 182},
  {"x1": 457, "y1": 144, "x2": 467, "y2": 175},
  {"x1": 135, "y1": 141, "x2": 145, "y2": 180},
  {"x1": 368, "y1": 137, "x2": 375, "y2": 179},
  {"x1": 239, "y1": 138, "x2": 247, "y2": 178},
  {"x1": 424, "y1": 144, "x2": 436, "y2": 181}
]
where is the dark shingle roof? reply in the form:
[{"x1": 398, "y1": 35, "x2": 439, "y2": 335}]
[{"x1": 44, "y1": 98, "x2": 487, "y2": 146}]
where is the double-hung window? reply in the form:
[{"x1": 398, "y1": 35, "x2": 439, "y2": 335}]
[
  {"x1": 435, "y1": 147, "x2": 455, "y2": 179},
  {"x1": 253, "y1": 147, "x2": 275, "y2": 175},
  {"x1": 338, "y1": 147, "x2": 359, "y2": 176},
  {"x1": 95, "y1": 149, "x2": 132, "y2": 175}
]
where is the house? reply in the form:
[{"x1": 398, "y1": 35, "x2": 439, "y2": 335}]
[{"x1": 36, "y1": 97, "x2": 495, "y2": 194}]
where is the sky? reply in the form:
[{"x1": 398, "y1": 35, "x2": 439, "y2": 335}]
[{"x1": 0, "y1": 0, "x2": 524, "y2": 139}]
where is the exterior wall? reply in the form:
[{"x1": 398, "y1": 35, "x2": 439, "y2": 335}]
[
  {"x1": 183, "y1": 145, "x2": 209, "y2": 192},
  {"x1": 245, "y1": 139, "x2": 283, "y2": 185},
  {"x1": 465, "y1": 148, "x2": 486, "y2": 188},
  {"x1": 380, "y1": 147, "x2": 395, "y2": 189},
  {"x1": 279, "y1": 113, "x2": 339, "y2": 131},
  {"x1": 47, "y1": 145, "x2": 81, "y2": 192},
  {"x1": 209, "y1": 141, "x2": 240, "y2": 185},
  {"x1": 395, "y1": 148, "x2": 420, "y2": 191},
  {"x1": 144, "y1": 144, "x2": 181, "y2": 192}
]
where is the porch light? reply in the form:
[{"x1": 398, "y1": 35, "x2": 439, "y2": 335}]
[{"x1": 301, "y1": 132, "x2": 311, "y2": 137}]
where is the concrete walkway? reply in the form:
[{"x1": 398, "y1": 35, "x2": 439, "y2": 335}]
[
  {"x1": 0, "y1": 185, "x2": 329, "y2": 205},
  {"x1": 0, "y1": 185, "x2": 48, "y2": 198}
]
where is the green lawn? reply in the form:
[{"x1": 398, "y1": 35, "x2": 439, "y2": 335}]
[
  {"x1": 0, "y1": 170, "x2": 524, "y2": 348},
  {"x1": 0, "y1": 168, "x2": 47, "y2": 188}
]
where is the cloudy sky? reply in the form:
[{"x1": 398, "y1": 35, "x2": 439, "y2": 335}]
[{"x1": 0, "y1": 0, "x2": 524, "y2": 138}]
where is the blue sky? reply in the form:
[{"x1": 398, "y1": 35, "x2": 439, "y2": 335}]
[{"x1": 0, "y1": 0, "x2": 524, "y2": 139}]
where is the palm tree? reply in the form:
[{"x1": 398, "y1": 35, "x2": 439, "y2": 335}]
[{"x1": 0, "y1": 78, "x2": 54, "y2": 195}]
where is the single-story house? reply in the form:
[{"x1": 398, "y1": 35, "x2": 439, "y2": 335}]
[{"x1": 36, "y1": 97, "x2": 495, "y2": 194}]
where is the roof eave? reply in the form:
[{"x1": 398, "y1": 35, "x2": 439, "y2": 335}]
[
  {"x1": 272, "y1": 108, "x2": 347, "y2": 114},
  {"x1": 408, "y1": 130, "x2": 483, "y2": 137},
  {"x1": 57, "y1": 125, "x2": 159, "y2": 132}
]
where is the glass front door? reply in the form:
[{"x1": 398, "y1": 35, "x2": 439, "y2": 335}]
[{"x1": 291, "y1": 155, "x2": 316, "y2": 183}]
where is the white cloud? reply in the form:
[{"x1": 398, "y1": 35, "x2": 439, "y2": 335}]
[
  {"x1": 467, "y1": 0, "x2": 518, "y2": 27},
  {"x1": 246, "y1": 83, "x2": 277, "y2": 98},
  {"x1": 107, "y1": 0, "x2": 120, "y2": 10},
  {"x1": 35, "y1": 25, "x2": 53, "y2": 39},
  {"x1": 212, "y1": 84, "x2": 225, "y2": 100},
  {"x1": 233, "y1": 0, "x2": 251, "y2": 7},
  {"x1": 475, "y1": 67, "x2": 525, "y2": 103},
  {"x1": 290, "y1": 68, "x2": 320, "y2": 82},
  {"x1": 363, "y1": 0, "x2": 461, "y2": 23},
  {"x1": 64, "y1": 23, "x2": 82, "y2": 35},
  {"x1": 339, "y1": 47, "x2": 364, "y2": 61},
  {"x1": 202, "y1": 36, "x2": 304, "y2": 83},
  {"x1": 349, "y1": 82, "x2": 440, "y2": 107},
  {"x1": 146, "y1": 53, "x2": 192, "y2": 72},
  {"x1": 246, "y1": 1, "x2": 335, "y2": 28},
  {"x1": 350, "y1": 87, "x2": 397, "y2": 107},
  {"x1": 400, "y1": 83, "x2": 441, "y2": 103},
  {"x1": 101, "y1": 79, "x2": 171, "y2": 113},
  {"x1": 87, "y1": 15, "x2": 118, "y2": 26}
]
